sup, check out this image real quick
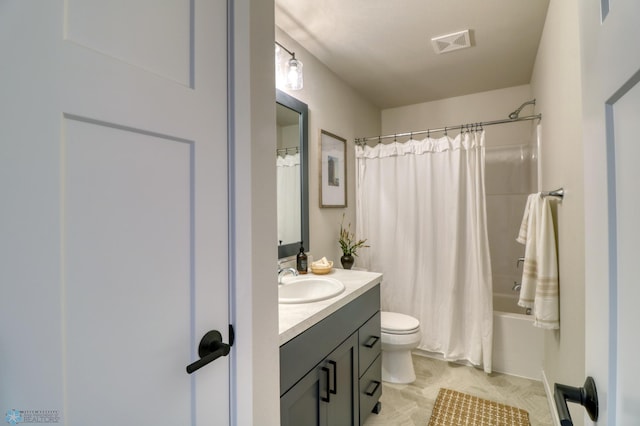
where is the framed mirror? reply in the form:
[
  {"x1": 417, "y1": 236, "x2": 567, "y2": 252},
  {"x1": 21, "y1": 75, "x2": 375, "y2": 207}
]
[{"x1": 276, "y1": 89, "x2": 309, "y2": 258}]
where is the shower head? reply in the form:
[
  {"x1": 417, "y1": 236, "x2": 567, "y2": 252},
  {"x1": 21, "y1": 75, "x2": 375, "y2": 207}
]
[{"x1": 508, "y1": 99, "x2": 536, "y2": 120}]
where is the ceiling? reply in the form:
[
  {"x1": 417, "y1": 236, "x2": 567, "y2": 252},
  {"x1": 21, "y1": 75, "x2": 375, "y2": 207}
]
[{"x1": 275, "y1": 0, "x2": 550, "y2": 109}]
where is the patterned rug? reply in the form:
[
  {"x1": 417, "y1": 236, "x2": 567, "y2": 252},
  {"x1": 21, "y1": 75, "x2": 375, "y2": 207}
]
[{"x1": 427, "y1": 388, "x2": 530, "y2": 426}]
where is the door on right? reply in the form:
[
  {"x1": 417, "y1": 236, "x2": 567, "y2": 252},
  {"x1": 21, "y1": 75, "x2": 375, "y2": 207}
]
[{"x1": 581, "y1": 1, "x2": 640, "y2": 424}]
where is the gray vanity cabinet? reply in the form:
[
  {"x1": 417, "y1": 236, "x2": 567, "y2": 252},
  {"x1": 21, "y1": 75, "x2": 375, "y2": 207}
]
[
  {"x1": 281, "y1": 333, "x2": 358, "y2": 426},
  {"x1": 280, "y1": 285, "x2": 381, "y2": 426}
]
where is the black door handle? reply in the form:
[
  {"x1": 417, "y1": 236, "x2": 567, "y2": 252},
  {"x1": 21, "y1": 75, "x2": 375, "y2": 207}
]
[
  {"x1": 186, "y1": 326, "x2": 234, "y2": 374},
  {"x1": 554, "y1": 376, "x2": 598, "y2": 426}
]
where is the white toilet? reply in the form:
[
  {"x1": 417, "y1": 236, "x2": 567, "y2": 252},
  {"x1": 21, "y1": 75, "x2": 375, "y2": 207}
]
[{"x1": 380, "y1": 311, "x2": 421, "y2": 384}]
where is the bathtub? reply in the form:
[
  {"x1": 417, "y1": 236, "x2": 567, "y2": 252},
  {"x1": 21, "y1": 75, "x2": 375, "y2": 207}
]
[
  {"x1": 414, "y1": 293, "x2": 544, "y2": 379},
  {"x1": 492, "y1": 293, "x2": 544, "y2": 379}
]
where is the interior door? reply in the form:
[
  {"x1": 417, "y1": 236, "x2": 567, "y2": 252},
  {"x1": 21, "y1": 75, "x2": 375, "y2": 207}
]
[
  {"x1": 580, "y1": 1, "x2": 640, "y2": 424},
  {"x1": 0, "y1": 1, "x2": 230, "y2": 425}
]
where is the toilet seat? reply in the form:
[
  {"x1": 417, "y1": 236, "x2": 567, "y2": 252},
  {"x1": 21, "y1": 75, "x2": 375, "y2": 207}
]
[{"x1": 381, "y1": 311, "x2": 420, "y2": 335}]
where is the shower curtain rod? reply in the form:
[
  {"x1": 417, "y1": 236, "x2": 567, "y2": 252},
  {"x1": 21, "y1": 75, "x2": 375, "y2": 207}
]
[{"x1": 355, "y1": 113, "x2": 542, "y2": 145}]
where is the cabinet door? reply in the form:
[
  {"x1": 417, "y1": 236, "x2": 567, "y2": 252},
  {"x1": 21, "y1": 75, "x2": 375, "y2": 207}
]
[
  {"x1": 280, "y1": 365, "x2": 328, "y2": 426},
  {"x1": 326, "y1": 333, "x2": 359, "y2": 426}
]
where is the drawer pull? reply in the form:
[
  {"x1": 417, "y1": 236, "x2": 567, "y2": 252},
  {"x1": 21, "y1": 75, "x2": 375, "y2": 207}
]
[
  {"x1": 364, "y1": 336, "x2": 379, "y2": 348},
  {"x1": 321, "y1": 367, "x2": 331, "y2": 403},
  {"x1": 365, "y1": 380, "x2": 381, "y2": 396},
  {"x1": 327, "y1": 360, "x2": 337, "y2": 395}
]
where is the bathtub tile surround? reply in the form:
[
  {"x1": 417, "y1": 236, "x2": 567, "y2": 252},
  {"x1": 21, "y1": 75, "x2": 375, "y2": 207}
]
[{"x1": 363, "y1": 355, "x2": 552, "y2": 426}]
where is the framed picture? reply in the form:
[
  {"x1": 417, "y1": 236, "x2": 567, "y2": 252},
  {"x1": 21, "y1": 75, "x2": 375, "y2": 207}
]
[{"x1": 319, "y1": 130, "x2": 347, "y2": 208}]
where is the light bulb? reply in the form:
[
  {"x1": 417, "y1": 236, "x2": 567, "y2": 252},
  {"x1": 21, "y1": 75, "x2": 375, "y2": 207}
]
[{"x1": 286, "y1": 57, "x2": 303, "y2": 90}]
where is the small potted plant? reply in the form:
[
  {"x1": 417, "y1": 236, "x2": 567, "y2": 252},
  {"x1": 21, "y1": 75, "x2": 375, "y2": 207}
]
[{"x1": 338, "y1": 214, "x2": 369, "y2": 269}]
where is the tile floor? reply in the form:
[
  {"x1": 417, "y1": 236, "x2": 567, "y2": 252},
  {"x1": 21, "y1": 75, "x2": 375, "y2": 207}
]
[{"x1": 363, "y1": 354, "x2": 553, "y2": 426}]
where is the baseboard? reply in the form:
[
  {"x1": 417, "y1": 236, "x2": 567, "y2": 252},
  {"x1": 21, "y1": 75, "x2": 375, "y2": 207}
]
[{"x1": 542, "y1": 369, "x2": 561, "y2": 426}]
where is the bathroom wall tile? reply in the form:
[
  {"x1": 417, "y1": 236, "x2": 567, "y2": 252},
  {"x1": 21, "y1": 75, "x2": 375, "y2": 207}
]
[
  {"x1": 485, "y1": 146, "x2": 535, "y2": 195},
  {"x1": 486, "y1": 194, "x2": 528, "y2": 277},
  {"x1": 493, "y1": 273, "x2": 521, "y2": 297}
]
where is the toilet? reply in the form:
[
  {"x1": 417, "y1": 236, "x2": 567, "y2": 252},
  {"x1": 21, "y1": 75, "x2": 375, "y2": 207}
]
[{"x1": 380, "y1": 311, "x2": 421, "y2": 384}]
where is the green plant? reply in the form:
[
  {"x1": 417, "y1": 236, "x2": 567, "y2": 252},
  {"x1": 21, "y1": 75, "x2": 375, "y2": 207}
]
[{"x1": 338, "y1": 214, "x2": 369, "y2": 257}]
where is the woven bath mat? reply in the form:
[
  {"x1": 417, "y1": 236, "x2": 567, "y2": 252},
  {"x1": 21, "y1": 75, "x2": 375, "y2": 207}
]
[{"x1": 427, "y1": 388, "x2": 530, "y2": 426}]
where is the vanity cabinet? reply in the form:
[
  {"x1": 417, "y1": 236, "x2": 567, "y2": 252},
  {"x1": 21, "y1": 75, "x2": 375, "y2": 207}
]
[
  {"x1": 281, "y1": 333, "x2": 358, "y2": 426},
  {"x1": 280, "y1": 285, "x2": 381, "y2": 426}
]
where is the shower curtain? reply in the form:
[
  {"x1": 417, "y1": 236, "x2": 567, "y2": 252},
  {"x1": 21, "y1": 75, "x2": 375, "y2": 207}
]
[
  {"x1": 356, "y1": 131, "x2": 493, "y2": 373},
  {"x1": 277, "y1": 153, "x2": 301, "y2": 245}
]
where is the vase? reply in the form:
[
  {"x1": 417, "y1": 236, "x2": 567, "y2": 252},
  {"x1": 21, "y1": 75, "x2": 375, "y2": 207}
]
[{"x1": 340, "y1": 254, "x2": 354, "y2": 270}]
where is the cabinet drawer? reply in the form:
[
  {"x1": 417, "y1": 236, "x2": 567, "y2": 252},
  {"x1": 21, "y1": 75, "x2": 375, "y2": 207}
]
[
  {"x1": 358, "y1": 311, "x2": 381, "y2": 377},
  {"x1": 359, "y1": 355, "x2": 382, "y2": 425}
]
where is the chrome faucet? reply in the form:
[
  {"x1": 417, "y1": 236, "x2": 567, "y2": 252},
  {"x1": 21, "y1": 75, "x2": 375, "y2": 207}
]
[
  {"x1": 278, "y1": 267, "x2": 298, "y2": 283},
  {"x1": 512, "y1": 281, "x2": 522, "y2": 292}
]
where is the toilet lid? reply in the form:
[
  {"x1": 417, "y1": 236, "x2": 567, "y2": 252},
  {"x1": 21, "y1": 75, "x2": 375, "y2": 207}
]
[{"x1": 381, "y1": 311, "x2": 420, "y2": 334}]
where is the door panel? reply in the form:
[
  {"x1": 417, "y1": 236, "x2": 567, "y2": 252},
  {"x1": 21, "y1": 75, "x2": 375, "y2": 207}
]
[
  {"x1": 65, "y1": 0, "x2": 191, "y2": 85},
  {"x1": 0, "y1": 1, "x2": 229, "y2": 424},
  {"x1": 580, "y1": 1, "x2": 640, "y2": 424},
  {"x1": 63, "y1": 117, "x2": 193, "y2": 424},
  {"x1": 326, "y1": 334, "x2": 358, "y2": 425},
  {"x1": 280, "y1": 366, "x2": 326, "y2": 426}
]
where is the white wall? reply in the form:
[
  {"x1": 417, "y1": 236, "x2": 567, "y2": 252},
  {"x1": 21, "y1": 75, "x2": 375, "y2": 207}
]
[
  {"x1": 382, "y1": 85, "x2": 537, "y2": 303},
  {"x1": 530, "y1": 0, "x2": 585, "y2": 424},
  {"x1": 233, "y1": 0, "x2": 280, "y2": 424},
  {"x1": 276, "y1": 28, "x2": 380, "y2": 265}
]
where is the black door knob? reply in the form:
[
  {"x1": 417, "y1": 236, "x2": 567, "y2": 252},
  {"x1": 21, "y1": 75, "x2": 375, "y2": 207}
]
[{"x1": 186, "y1": 327, "x2": 234, "y2": 374}]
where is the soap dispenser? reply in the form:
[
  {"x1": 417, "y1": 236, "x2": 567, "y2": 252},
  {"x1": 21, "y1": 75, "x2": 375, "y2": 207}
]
[{"x1": 296, "y1": 244, "x2": 308, "y2": 274}]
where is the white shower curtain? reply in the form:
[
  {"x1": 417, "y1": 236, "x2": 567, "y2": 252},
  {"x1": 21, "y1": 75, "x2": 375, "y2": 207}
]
[
  {"x1": 277, "y1": 153, "x2": 301, "y2": 245},
  {"x1": 356, "y1": 131, "x2": 494, "y2": 373}
]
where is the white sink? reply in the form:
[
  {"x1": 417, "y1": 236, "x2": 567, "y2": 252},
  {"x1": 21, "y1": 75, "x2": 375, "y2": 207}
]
[{"x1": 278, "y1": 276, "x2": 345, "y2": 304}]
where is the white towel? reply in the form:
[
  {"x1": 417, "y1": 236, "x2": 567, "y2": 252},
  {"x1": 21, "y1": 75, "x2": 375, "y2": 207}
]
[
  {"x1": 516, "y1": 194, "x2": 534, "y2": 244},
  {"x1": 516, "y1": 193, "x2": 559, "y2": 329}
]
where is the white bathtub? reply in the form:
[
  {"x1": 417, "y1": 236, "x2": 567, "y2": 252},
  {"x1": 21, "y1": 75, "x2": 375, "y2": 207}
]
[
  {"x1": 492, "y1": 293, "x2": 544, "y2": 379},
  {"x1": 414, "y1": 294, "x2": 544, "y2": 379}
]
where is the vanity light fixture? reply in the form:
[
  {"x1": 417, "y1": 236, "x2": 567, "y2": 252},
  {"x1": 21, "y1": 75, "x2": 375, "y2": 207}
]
[{"x1": 275, "y1": 41, "x2": 303, "y2": 90}]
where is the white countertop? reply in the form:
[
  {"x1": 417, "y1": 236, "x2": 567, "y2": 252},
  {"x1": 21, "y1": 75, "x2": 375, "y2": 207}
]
[{"x1": 279, "y1": 269, "x2": 382, "y2": 345}]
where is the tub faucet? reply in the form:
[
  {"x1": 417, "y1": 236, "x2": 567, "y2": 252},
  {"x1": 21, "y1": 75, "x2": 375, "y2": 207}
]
[
  {"x1": 278, "y1": 267, "x2": 298, "y2": 283},
  {"x1": 512, "y1": 281, "x2": 522, "y2": 292}
]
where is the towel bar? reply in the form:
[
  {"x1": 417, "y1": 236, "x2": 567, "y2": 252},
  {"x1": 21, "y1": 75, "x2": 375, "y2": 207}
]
[{"x1": 542, "y1": 188, "x2": 564, "y2": 199}]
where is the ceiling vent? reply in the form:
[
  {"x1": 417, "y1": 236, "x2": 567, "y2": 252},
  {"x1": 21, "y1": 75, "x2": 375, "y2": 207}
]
[{"x1": 431, "y1": 30, "x2": 472, "y2": 54}]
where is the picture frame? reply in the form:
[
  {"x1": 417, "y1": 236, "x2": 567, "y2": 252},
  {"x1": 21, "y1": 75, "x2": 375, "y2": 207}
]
[{"x1": 319, "y1": 129, "x2": 347, "y2": 208}]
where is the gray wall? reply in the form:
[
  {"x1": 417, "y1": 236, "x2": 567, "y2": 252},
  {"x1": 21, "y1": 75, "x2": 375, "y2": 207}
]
[
  {"x1": 276, "y1": 28, "x2": 381, "y2": 265},
  {"x1": 531, "y1": 0, "x2": 585, "y2": 424}
]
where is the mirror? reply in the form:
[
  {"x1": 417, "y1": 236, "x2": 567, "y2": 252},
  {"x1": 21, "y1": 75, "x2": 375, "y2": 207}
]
[{"x1": 276, "y1": 89, "x2": 309, "y2": 258}]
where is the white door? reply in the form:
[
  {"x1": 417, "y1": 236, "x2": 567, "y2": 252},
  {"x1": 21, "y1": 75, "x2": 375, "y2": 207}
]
[
  {"x1": 0, "y1": 1, "x2": 230, "y2": 425},
  {"x1": 581, "y1": 1, "x2": 640, "y2": 424}
]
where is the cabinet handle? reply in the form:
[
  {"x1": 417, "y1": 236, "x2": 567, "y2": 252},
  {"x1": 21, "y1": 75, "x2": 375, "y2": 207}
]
[
  {"x1": 327, "y1": 360, "x2": 337, "y2": 395},
  {"x1": 321, "y1": 367, "x2": 331, "y2": 403},
  {"x1": 364, "y1": 336, "x2": 379, "y2": 348},
  {"x1": 365, "y1": 380, "x2": 381, "y2": 397}
]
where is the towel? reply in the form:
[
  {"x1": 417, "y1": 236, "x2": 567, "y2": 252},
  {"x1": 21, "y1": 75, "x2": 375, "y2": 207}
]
[{"x1": 516, "y1": 193, "x2": 559, "y2": 329}]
